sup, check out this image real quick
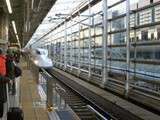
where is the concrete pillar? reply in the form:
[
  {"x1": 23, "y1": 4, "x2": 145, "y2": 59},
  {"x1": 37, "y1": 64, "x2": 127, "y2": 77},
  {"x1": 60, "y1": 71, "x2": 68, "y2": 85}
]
[{"x1": 0, "y1": 9, "x2": 9, "y2": 42}]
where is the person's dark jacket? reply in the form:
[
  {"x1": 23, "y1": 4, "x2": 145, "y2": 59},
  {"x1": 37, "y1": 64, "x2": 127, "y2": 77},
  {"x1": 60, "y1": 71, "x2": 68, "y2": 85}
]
[{"x1": 6, "y1": 50, "x2": 15, "y2": 80}]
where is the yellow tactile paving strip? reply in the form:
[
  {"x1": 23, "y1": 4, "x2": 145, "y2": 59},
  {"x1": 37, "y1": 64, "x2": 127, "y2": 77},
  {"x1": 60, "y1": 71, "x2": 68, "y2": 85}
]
[{"x1": 20, "y1": 61, "x2": 48, "y2": 120}]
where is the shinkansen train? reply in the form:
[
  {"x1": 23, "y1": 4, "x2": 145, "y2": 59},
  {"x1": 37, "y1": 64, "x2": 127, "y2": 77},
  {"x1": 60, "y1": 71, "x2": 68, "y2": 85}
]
[{"x1": 29, "y1": 48, "x2": 53, "y2": 68}]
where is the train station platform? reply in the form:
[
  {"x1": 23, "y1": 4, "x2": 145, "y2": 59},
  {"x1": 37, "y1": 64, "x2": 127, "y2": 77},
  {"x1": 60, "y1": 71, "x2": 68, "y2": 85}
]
[
  {"x1": 19, "y1": 61, "x2": 48, "y2": 120},
  {"x1": 0, "y1": 60, "x2": 50, "y2": 120}
]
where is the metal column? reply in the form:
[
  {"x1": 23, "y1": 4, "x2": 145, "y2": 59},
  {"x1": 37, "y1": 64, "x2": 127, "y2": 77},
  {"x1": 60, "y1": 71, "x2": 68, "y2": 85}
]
[
  {"x1": 70, "y1": 16, "x2": 73, "y2": 70},
  {"x1": 53, "y1": 41, "x2": 56, "y2": 63},
  {"x1": 88, "y1": 0, "x2": 92, "y2": 79},
  {"x1": 64, "y1": 22, "x2": 67, "y2": 69},
  {"x1": 55, "y1": 40, "x2": 57, "y2": 65},
  {"x1": 134, "y1": 12, "x2": 137, "y2": 82},
  {"x1": 60, "y1": 38, "x2": 63, "y2": 67},
  {"x1": 93, "y1": 17, "x2": 96, "y2": 71},
  {"x1": 102, "y1": 0, "x2": 108, "y2": 86},
  {"x1": 109, "y1": 15, "x2": 112, "y2": 72},
  {"x1": 78, "y1": 12, "x2": 81, "y2": 75},
  {"x1": 51, "y1": 43, "x2": 53, "y2": 61},
  {"x1": 125, "y1": 0, "x2": 130, "y2": 97},
  {"x1": 47, "y1": 75, "x2": 53, "y2": 109}
]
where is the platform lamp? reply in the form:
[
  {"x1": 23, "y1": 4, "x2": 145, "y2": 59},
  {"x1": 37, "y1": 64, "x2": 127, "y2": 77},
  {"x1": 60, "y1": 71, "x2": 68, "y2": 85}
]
[
  {"x1": 12, "y1": 20, "x2": 21, "y2": 48},
  {"x1": 5, "y1": 0, "x2": 12, "y2": 14}
]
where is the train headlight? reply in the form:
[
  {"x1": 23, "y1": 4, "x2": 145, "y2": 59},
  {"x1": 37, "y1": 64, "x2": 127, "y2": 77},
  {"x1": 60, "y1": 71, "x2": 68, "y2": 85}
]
[{"x1": 34, "y1": 60, "x2": 38, "y2": 65}]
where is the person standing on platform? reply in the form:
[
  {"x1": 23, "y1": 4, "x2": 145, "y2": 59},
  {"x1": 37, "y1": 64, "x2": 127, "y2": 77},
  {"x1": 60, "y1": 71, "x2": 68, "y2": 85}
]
[
  {"x1": 13, "y1": 49, "x2": 20, "y2": 63},
  {"x1": 0, "y1": 39, "x2": 9, "y2": 118},
  {"x1": 0, "y1": 40, "x2": 8, "y2": 77},
  {"x1": 0, "y1": 48, "x2": 6, "y2": 77},
  {"x1": 6, "y1": 49, "x2": 15, "y2": 95}
]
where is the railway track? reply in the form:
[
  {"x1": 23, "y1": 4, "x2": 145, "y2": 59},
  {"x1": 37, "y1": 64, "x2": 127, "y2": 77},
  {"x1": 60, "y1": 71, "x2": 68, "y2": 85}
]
[
  {"x1": 41, "y1": 69, "x2": 114, "y2": 120},
  {"x1": 43, "y1": 67, "x2": 160, "y2": 120},
  {"x1": 56, "y1": 83, "x2": 99, "y2": 120},
  {"x1": 60, "y1": 65, "x2": 160, "y2": 115}
]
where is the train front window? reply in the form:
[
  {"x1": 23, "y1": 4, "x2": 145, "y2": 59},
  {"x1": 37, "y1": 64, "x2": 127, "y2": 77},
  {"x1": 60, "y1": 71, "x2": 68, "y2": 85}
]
[{"x1": 36, "y1": 50, "x2": 41, "y2": 55}]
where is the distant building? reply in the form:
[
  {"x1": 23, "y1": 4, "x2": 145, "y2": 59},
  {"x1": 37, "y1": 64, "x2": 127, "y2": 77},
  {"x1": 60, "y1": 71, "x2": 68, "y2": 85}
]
[
  {"x1": 138, "y1": 0, "x2": 151, "y2": 8},
  {"x1": 112, "y1": 10, "x2": 125, "y2": 44},
  {"x1": 130, "y1": 3, "x2": 138, "y2": 11},
  {"x1": 129, "y1": 0, "x2": 160, "y2": 42}
]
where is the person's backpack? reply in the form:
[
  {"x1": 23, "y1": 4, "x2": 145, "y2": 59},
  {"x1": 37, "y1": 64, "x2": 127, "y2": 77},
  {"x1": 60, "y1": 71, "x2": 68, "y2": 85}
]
[
  {"x1": 7, "y1": 107, "x2": 24, "y2": 120},
  {"x1": 14, "y1": 65, "x2": 22, "y2": 78}
]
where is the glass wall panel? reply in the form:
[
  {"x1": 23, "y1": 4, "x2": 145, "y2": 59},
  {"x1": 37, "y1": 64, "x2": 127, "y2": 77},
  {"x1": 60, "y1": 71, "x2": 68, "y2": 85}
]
[
  {"x1": 111, "y1": 32, "x2": 126, "y2": 44},
  {"x1": 32, "y1": 0, "x2": 160, "y2": 94}
]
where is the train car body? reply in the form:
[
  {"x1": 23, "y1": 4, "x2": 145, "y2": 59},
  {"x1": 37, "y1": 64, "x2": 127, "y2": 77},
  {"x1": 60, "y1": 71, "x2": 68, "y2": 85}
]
[{"x1": 30, "y1": 48, "x2": 53, "y2": 68}]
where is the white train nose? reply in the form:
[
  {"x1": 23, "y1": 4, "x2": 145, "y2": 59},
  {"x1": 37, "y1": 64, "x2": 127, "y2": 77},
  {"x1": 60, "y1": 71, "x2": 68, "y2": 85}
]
[{"x1": 30, "y1": 48, "x2": 53, "y2": 68}]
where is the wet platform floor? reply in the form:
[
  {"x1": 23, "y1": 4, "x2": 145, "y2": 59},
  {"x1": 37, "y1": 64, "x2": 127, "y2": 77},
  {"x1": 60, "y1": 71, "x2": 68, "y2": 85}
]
[{"x1": 20, "y1": 61, "x2": 48, "y2": 120}]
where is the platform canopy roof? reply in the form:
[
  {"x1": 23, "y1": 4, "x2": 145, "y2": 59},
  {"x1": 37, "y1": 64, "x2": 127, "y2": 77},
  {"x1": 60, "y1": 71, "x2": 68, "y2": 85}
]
[
  {"x1": 26, "y1": 0, "x2": 83, "y2": 47},
  {"x1": 26, "y1": 0, "x2": 139, "y2": 48},
  {"x1": 1, "y1": 0, "x2": 57, "y2": 47}
]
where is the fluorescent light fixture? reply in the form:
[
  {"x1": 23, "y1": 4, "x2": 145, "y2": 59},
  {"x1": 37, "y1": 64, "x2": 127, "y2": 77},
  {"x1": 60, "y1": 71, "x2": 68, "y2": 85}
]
[
  {"x1": 16, "y1": 35, "x2": 19, "y2": 40},
  {"x1": 31, "y1": 0, "x2": 34, "y2": 9},
  {"x1": 12, "y1": 21, "x2": 17, "y2": 34},
  {"x1": 6, "y1": 0, "x2": 12, "y2": 14},
  {"x1": 12, "y1": 20, "x2": 21, "y2": 47},
  {"x1": 16, "y1": 34, "x2": 21, "y2": 48}
]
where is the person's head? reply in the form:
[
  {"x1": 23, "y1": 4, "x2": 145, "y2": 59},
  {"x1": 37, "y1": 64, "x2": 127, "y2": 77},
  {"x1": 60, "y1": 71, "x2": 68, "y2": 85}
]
[{"x1": 7, "y1": 48, "x2": 11, "y2": 55}]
